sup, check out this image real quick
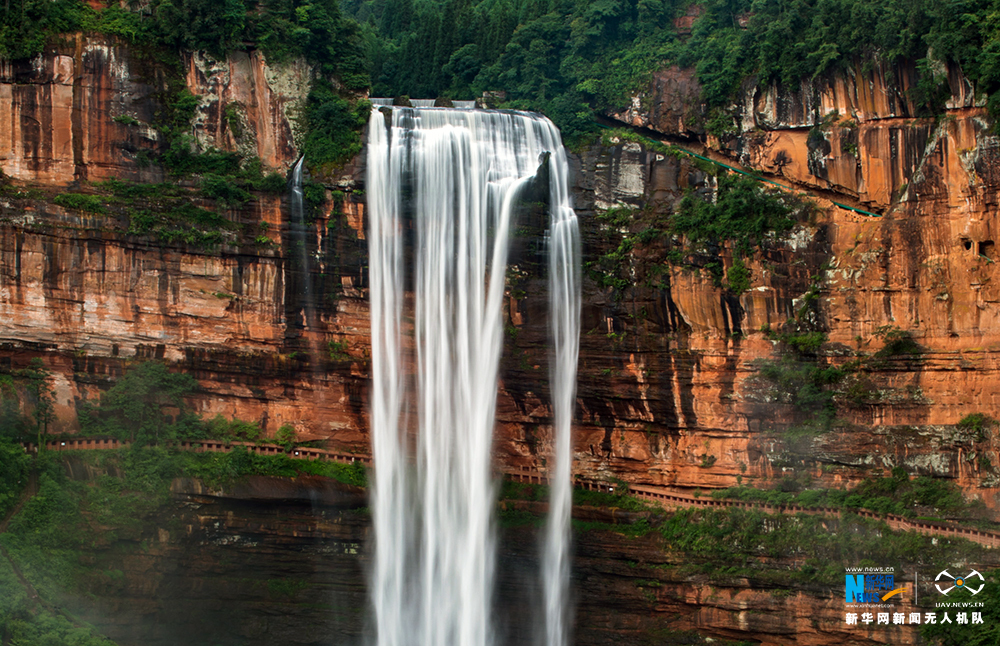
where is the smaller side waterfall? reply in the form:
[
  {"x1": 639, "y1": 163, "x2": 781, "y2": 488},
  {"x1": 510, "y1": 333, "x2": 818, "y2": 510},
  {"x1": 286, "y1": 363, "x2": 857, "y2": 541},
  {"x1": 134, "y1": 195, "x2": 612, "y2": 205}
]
[
  {"x1": 288, "y1": 157, "x2": 315, "y2": 330},
  {"x1": 542, "y1": 143, "x2": 581, "y2": 646}
]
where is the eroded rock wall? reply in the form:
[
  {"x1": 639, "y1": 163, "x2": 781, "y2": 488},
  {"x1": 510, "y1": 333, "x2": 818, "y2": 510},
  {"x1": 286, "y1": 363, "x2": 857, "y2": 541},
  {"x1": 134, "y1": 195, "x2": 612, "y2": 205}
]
[
  {"x1": 2, "y1": 35, "x2": 1000, "y2": 514},
  {"x1": 0, "y1": 185, "x2": 371, "y2": 443},
  {"x1": 0, "y1": 35, "x2": 306, "y2": 186},
  {"x1": 584, "y1": 58, "x2": 1000, "y2": 509}
]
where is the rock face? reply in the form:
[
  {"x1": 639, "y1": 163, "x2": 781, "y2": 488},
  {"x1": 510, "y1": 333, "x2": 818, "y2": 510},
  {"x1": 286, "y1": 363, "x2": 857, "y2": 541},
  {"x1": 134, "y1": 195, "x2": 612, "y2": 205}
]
[
  {"x1": 183, "y1": 49, "x2": 309, "y2": 170},
  {"x1": 0, "y1": 35, "x2": 160, "y2": 185},
  {"x1": 0, "y1": 35, "x2": 305, "y2": 186},
  {"x1": 1, "y1": 36, "x2": 1000, "y2": 511},
  {"x1": 61, "y1": 477, "x2": 915, "y2": 646},
  {"x1": 583, "y1": 58, "x2": 1000, "y2": 509},
  {"x1": 0, "y1": 34, "x2": 369, "y2": 441},
  {"x1": 0, "y1": 186, "x2": 371, "y2": 441}
]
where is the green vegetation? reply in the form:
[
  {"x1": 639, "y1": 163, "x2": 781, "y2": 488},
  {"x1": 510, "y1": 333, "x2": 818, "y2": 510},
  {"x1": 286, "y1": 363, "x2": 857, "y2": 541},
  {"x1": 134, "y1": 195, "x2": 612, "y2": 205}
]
[
  {"x1": 501, "y1": 478, "x2": 658, "y2": 512},
  {"x1": 586, "y1": 171, "x2": 808, "y2": 299},
  {"x1": 95, "y1": 177, "x2": 278, "y2": 249},
  {"x1": 713, "y1": 467, "x2": 987, "y2": 523},
  {"x1": 0, "y1": 0, "x2": 371, "y2": 178},
  {"x1": 958, "y1": 413, "x2": 997, "y2": 441},
  {"x1": 674, "y1": 172, "x2": 798, "y2": 258},
  {"x1": 327, "y1": 340, "x2": 351, "y2": 361},
  {"x1": 923, "y1": 571, "x2": 1000, "y2": 645},
  {"x1": 725, "y1": 258, "x2": 751, "y2": 295},
  {"x1": 181, "y1": 446, "x2": 367, "y2": 488},
  {"x1": 128, "y1": 202, "x2": 239, "y2": 247},
  {"x1": 78, "y1": 361, "x2": 202, "y2": 444},
  {"x1": 0, "y1": 437, "x2": 364, "y2": 646},
  {"x1": 755, "y1": 342, "x2": 845, "y2": 430},
  {"x1": 0, "y1": 359, "x2": 56, "y2": 446},
  {"x1": 573, "y1": 485, "x2": 659, "y2": 513},
  {"x1": 302, "y1": 80, "x2": 372, "y2": 171},
  {"x1": 53, "y1": 192, "x2": 107, "y2": 213},
  {"x1": 871, "y1": 324, "x2": 923, "y2": 359},
  {"x1": 753, "y1": 319, "x2": 928, "y2": 436},
  {"x1": 0, "y1": 438, "x2": 30, "y2": 518},
  {"x1": 343, "y1": 0, "x2": 1000, "y2": 135},
  {"x1": 68, "y1": 361, "x2": 360, "y2": 472},
  {"x1": 586, "y1": 206, "x2": 643, "y2": 293},
  {"x1": 274, "y1": 423, "x2": 297, "y2": 451},
  {"x1": 0, "y1": 0, "x2": 366, "y2": 89},
  {"x1": 199, "y1": 173, "x2": 253, "y2": 208},
  {"x1": 660, "y1": 506, "x2": 982, "y2": 585},
  {"x1": 0, "y1": 554, "x2": 118, "y2": 646},
  {"x1": 500, "y1": 473, "x2": 987, "y2": 587},
  {"x1": 202, "y1": 415, "x2": 264, "y2": 443}
]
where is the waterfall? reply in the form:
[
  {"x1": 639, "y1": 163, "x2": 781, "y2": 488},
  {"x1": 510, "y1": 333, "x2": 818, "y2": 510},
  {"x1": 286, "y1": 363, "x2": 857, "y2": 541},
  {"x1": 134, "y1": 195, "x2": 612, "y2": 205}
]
[
  {"x1": 367, "y1": 106, "x2": 580, "y2": 646},
  {"x1": 541, "y1": 135, "x2": 580, "y2": 646},
  {"x1": 289, "y1": 157, "x2": 314, "y2": 329}
]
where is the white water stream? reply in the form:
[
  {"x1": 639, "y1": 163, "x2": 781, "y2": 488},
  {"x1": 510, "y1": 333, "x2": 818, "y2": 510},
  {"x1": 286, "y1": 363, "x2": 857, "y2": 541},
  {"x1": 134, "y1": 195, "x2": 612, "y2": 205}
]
[{"x1": 367, "y1": 106, "x2": 580, "y2": 646}]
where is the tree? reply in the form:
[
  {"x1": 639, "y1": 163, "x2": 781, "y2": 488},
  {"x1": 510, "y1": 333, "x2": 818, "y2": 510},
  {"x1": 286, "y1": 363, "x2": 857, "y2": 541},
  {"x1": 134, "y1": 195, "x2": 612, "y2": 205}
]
[
  {"x1": 275, "y1": 423, "x2": 297, "y2": 452},
  {"x1": 94, "y1": 362, "x2": 198, "y2": 444},
  {"x1": 923, "y1": 571, "x2": 1000, "y2": 645},
  {"x1": 16, "y1": 358, "x2": 54, "y2": 449}
]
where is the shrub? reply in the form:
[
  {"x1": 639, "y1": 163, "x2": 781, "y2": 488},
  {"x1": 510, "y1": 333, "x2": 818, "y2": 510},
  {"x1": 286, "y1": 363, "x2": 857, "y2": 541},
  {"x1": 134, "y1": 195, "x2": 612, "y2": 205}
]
[
  {"x1": 726, "y1": 258, "x2": 751, "y2": 294},
  {"x1": 674, "y1": 172, "x2": 799, "y2": 257},
  {"x1": 53, "y1": 193, "x2": 106, "y2": 213},
  {"x1": 301, "y1": 81, "x2": 371, "y2": 172},
  {"x1": 0, "y1": 438, "x2": 31, "y2": 518},
  {"x1": 200, "y1": 173, "x2": 252, "y2": 207},
  {"x1": 327, "y1": 340, "x2": 350, "y2": 361},
  {"x1": 203, "y1": 415, "x2": 263, "y2": 443},
  {"x1": 872, "y1": 325, "x2": 922, "y2": 358},
  {"x1": 958, "y1": 413, "x2": 997, "y2": 441}
]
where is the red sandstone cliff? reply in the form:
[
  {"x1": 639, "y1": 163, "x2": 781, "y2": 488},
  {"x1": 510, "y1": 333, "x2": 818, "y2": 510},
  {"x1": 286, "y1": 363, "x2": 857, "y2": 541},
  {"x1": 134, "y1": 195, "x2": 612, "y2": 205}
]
[
  {"x1": 572, "y1": 58, "x2": 1000, "y2": 512},
  {"x1": 1, "y1": 38, "x2": 999, "y2": 519},
  {"x1": 0, "y1": 36, "x2": 306, "y2": 185}
]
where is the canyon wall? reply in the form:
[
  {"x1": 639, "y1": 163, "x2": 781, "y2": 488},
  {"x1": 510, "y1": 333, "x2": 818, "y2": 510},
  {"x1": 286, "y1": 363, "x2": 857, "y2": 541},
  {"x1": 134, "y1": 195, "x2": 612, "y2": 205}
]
[
  {"x1": 0, "y1": 35, "x2": 305, "y2": 186},
  {"x1": 2, "y1": 37, "x2": 1000, "y2": 513},
  {"x1": 0, "y1": 36, "x2": 373, "y2": 443},
  {"x1": 569, "y1": 58, "x2": 1000, "y2": 509}
]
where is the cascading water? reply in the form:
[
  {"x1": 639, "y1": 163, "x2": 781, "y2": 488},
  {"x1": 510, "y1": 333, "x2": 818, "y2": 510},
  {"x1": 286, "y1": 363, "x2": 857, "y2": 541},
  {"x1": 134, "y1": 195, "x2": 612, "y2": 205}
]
[
  {"x1": 542, "y1": 128, "x2": 581, "y2": 646},
  {"x1": 367, "y1": 106, "x2": 580, "y2": 646},
  {"x1": 289, "y1": 157, "x2": 314, "y2": 329}
]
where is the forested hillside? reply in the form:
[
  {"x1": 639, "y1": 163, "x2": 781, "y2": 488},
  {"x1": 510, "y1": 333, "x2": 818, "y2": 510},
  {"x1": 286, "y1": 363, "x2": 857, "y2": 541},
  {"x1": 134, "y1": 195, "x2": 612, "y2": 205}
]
[
  {"x1": 7, "y1": 0, "x2": 1000, "y2": 143},
  {"x1": 346, "y1": 0, "x2": 1000, "y2": 137}
]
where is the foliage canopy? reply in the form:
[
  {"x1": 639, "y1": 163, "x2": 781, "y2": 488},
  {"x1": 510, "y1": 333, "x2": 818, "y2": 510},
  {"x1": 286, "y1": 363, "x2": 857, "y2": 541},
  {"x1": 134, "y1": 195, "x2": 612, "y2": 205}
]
[{"x1": 344, "y1": 0, "x2": 1000, "y2": 133}]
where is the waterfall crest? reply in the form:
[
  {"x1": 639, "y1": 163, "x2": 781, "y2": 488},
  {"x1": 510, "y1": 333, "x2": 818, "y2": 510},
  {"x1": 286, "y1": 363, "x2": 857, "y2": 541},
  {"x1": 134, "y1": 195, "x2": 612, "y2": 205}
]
[{"x1": 367, "y1": 106, "x2": 580, "y2": 646}]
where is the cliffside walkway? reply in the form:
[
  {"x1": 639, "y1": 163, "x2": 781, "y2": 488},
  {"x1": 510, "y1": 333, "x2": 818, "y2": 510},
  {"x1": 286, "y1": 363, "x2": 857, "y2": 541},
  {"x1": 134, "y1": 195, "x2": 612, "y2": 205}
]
[{"x1": 25, "y1": 437, "x2": 1000, "y2": 549}]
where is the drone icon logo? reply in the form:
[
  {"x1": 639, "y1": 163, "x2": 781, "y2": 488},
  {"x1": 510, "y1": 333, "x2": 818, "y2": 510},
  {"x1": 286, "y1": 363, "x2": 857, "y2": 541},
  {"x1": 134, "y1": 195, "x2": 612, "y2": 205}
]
[{"x1": 935, "y1": 569, "x2": 985, "y2": 595}]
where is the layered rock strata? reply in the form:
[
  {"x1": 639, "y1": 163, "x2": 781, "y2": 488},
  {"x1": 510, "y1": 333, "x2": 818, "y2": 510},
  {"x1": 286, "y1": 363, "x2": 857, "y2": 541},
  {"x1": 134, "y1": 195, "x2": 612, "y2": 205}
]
[{"x1": 1, "y1": 37, "x2": 999, "y2": 514}]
